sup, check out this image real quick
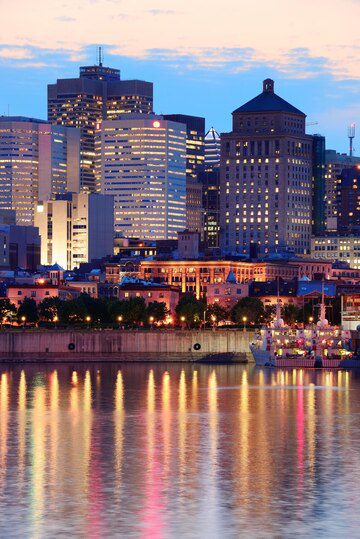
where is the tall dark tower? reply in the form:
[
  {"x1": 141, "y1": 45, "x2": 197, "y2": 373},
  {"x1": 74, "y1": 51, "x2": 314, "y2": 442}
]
[{"x1": 48, "y1": 56, "x2": 153, "y2": 191}]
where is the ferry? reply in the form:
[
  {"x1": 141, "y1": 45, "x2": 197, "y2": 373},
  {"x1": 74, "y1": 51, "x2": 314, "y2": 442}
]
[{"x1": 250, "y1": 300, "x2": 357, "y2": 368}]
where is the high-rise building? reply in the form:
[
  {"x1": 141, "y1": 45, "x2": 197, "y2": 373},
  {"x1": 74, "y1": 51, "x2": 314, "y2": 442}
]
[
  {"x1": 0, "y1": 117, "x2": 80, "y2": 226},
  {"x1": 311, "y1": 236, "x2": 360, "y2": 269},
  {"x1": 312, "y1": 134, "x2": 326, "y2": 235},
  {"x1": 324, "y1": 150, "x2": 360, "y2": 232},
  {"x1": 205, "y1": 127, "x2": 221, "y2": 169},
  {"x1": 96, "y1": 115, "x2": 187, "y2": 240},
  {"x1": 164, "y1": 114, "x2": 205, "y2": 232},
  {"x1": 35, "y1": 192, "x2": 114, "y2": 270},
  {"x1": 337, "y1": 165, "x2": 360, "y2": 235},
  {"x1": 48, "y1": 61, "x2": 153, "y2": 192},
  {"x1": 220, "y1": 79, "x2": 313, "y2": 256},
  {"x1": 199, "y1": 168, "x2": 220, "y2": 250}
]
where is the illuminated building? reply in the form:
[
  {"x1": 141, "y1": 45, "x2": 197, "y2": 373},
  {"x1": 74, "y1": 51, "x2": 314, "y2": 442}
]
[
  {"x1": 139, "y1": 258, "x2": 332, "y2": 298},
  {"x1": 205, "y1": 127, "x2": 221, "y2": 169},
  {"x1": 0, "y1": 117, "x2": 80, "y2": 225},
  {"x1": 337, "y1": 165, "x2": 360, "y2": 235},
  {"x1": 96, "y1": 115, "x2": 186, "y2": 240},
  {"x1": 0, "y1": 217, "x2": 40, "y2": 271},
  {"x1": 48, "y1": 61, "x2": 153, "y2": 192},
  {"x1": 311, "y1": 236, "x2": 360, "y2": 269},
  {"x1": 35, "y1": 193, "x2": 114, "y2": 270},
  {"x1": 164, "y1": 114, "x2": 205, "y2": 232},
  {"x1": 220, "y1": 79, "x2": 313, "y2": 256},
  {"x1": 324, "y1": 150, "x2": 360, "y2": 232}
]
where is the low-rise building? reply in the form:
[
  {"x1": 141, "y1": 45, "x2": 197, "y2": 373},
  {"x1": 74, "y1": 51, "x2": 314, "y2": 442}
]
[
  {"x1": 118, "y1": 278, "x2": 180, "y2": 315},
  {"x1": 341, "y1": 294, "x2": 360, "y2": 331},
  {"x1": 207, "y1": 270, "x2": 249, "y2": 309},
  {"x1": 7, "y1": 283, "x2": 59, "y2": 307}
]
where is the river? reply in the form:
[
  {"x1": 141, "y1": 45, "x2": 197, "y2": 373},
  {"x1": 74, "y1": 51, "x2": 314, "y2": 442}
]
[{"x1": 0, "y1": 363, "x2": 360, "y2": 538}]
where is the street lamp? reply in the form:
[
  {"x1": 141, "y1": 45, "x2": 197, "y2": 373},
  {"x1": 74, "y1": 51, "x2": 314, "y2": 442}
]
[
  {"x1": 211, "y1": 314, "x2": 217, "y2": 331},
  {"x1": 309, "y1": 316, "x2": 314, "y2": 325},
  {"x1": 53, "y1": 315, "x2": 58, "y2": 329},
  {"x1": 117, "y1": 315, "x2": 123, "y2": 329},
  {"x1": 242, "y1": 316, "x2": 247, "y2": 331},
  {"x1": 86, "y1": 315, "x2": 91, "y2": 328},
  {"x1": 180, "y1": 315, "x2": 186, "y2": 329},
  {"x1": 149, "y1": 315, "x2": 154, "y2": 328},
  {"x1": 21, "y1": 315, "x2": 26, "y2": 328}
]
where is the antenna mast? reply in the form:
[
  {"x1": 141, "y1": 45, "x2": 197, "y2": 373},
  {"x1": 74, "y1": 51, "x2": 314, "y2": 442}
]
[
  {"x1": 98, "y1": 46, "x2": 103, "y2": 67},
  {"x1": 348, "y1": 123, "x2": 355, "y2": 157}
]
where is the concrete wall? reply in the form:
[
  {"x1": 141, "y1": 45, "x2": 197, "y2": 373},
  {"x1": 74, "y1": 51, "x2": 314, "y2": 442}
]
[{"x1": 0, "y1": 329, "x2": 254, "y2": 363}]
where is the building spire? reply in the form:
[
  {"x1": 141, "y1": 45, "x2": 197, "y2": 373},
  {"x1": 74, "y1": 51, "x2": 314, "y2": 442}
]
[
  {"x1": 98, "y1": 46, "x2": 103, "y2": 67},
  {"x1": 263, "y1": 79, "x2": 274, "y2": 93}
]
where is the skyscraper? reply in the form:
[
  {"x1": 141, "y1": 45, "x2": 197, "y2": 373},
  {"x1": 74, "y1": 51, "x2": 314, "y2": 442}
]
[
  {"x1": 0, "y1": 116, "x2": 80, "y2": 225},
  {"x1": 48, "y1": 60, "x2": 153, "y2": 191},
  {"x1": 220, "y1": 79, "x2": 313, "y2": 256},
  {"x1": 199, "y1": 167, "x2": 220, "y2": 250},
  {"x1": 337, "y1": 165, "x2": 360, "y2": 235},
  {"x1": 324, "y1": 149, "x2": 360, "y2": 232},
  {"x1": 205, "y1": 127, "x2": 221, "y2": 169},
  {"x1": 312, "y1": 134, "x2": 326, "y2": 235},
  {"x1": 35, "y1": 192, "x2": 114, "y2": 270},
  {"x1": 163, "y1": 114, "x2": 205, "y2": 232},
  {"x1": 96, "y1": 115, "x2": 187, "y2": 240}
]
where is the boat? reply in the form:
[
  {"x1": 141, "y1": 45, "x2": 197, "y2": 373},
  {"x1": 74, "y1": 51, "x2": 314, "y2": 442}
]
[{"x1": 250, "y1": 286, "x2": 357, "y2": 369}]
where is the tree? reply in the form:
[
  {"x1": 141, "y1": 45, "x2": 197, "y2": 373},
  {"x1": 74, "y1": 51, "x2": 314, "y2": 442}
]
[
  {"x1": 146, "y1": 301, "x2": 169, "y2": 323},
  {"x1": 122, "y1": 297, "x2": 147, "y2": 325},
  {"x1": 0, "y1": 298, "x2": 17, "y2": 326},
  {"x1": 17, "y1": 298, "x2": 38, "y2": 324},
  {"x1": 282, "y1": 304, "x2": 301, "y2": 325},
  {"x1": 175, "y1": 294, "x2": 206, "y2": 327},
  {"x1": 38, "y1": 297, "x2": 62, "y2": 322},
  {"x1": 206, "y1": 303, "x2": 229, "y2": 324},
  {"x1": 59, "y1": 298, "x2": 88, "y2": 324},
  {"x1": 231, "y1": 297, "x2": 265, "y2": 325},
  {"x1": 264, "y1": 304, "x2": 276, "y2": 324}
]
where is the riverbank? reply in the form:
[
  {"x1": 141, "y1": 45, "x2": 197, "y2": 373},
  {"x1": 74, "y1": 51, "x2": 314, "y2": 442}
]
[{"x1": 0, "y1": 328, "x2": 254, "y2": 363}]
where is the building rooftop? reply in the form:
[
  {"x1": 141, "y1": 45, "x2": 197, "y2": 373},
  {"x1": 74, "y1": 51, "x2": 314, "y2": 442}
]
[
  {"x1": 233, "y1": 79, "x2": 305, "y2": 116},
  {"x1": 0, "y1": 116, "x2": 48, "y2": 124}
]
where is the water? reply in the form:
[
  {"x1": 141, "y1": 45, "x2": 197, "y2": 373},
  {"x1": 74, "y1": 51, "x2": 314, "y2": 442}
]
[{"x1": 0, "y1": 364, "x2": 360, "y2": 538}]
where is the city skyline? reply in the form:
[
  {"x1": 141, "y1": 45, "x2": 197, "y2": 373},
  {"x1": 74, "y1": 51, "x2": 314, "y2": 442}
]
[{"x1": 0, "y1": 1, "x2": 359, "y2": 154}]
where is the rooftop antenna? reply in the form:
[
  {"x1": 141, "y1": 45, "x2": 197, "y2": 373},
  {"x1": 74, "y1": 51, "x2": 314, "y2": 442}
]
[
  {"x1": 98, "y1": 46, "x2": 103, "y2": 67},
  {"x1": 348, "y1": 123, "x2": 355, "y2": 157}
]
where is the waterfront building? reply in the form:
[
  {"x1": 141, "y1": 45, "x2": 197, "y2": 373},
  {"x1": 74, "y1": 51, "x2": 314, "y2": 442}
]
[
  {"x1": 205, "y1": 127, "x2": 221, "y2": 169},
  {"x1": 342, "y1": 294, "x2": 360, "y2": 330},
  {"x1": 312, "y1": 135, "x2": 326, "y2": 235},
  {"x1": 96, "y1": 115, "x2": 187, "y2": 240},
  {"x1": 311, "y1": 235, "x2": 360, "y2": 269},
  {"x1": 207, "y1": 270, "x2": 249, "y2": 309},
  {"x1": 220, "y1": 79, "x2": 313, "y2": 256},
  {"x1": 164, "y1": 114, "x2": 205, "y2": 232},
  {"x1": 118, "y1": 278, "x2": 180, "y2": 316},
  {"x1": 324, "y1": 150, "x2": 360, "y2": 232},
  {"x1": 48, "y1": 61, "x2": 153, "y2": 191},
  {"x1": 337, "y1": 165, "x2": 360, "y2": 235},
  {"x1": 35, "y1": 193, "x2": 114, "y2": 270},
  {"x1": 7, "y1": 283, "x2": 59, "y2": 307},
  {"x1": 139, "y1": 258, "x2": 332, "y2": 299},
  {"x1": 0, "y1": 116, "x2": 80, "y2": 225}
]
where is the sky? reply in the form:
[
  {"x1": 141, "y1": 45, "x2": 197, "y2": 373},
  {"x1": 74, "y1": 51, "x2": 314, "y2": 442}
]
[{"x1": 0, "y1": 0, "x2": 359, "y2": 153}]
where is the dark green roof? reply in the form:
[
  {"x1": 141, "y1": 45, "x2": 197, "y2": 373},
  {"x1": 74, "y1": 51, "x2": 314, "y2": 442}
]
[{"x1": 233, "y1": 79, "x2": 305, "y2": 116}]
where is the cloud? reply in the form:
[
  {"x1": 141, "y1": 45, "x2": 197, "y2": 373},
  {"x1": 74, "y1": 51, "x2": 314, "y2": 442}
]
[
  {"x1": 0, "y1": 47, "x2": 34, "y2": 60},
  {"x1": 1, "y1": 0, "x2": 360, "y2": 79}
]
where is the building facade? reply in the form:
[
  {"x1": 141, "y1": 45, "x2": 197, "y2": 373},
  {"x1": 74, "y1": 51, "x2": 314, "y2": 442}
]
[
  {"x1": 311, "y1": 236, "x2": 360, "y2": 269},
  {"x1": 220, "y1": 79, "x2": 313, "y2": 256},
  {"x1": 0, "y1": 117, "x2": 80, "y2": 225},
  {"x1": 337, "y1": 165, "x2": 360, "y2": 235},
  {"x1": 200, "y1": 167, "x2": 220, "y2": 250},
  {"x1": 324, "y1": 150, "x2": 360, "y2": 232},
  {"x1": 164, "y1": 114, "x2": 205, "y2": 232},
  {"x1": 312, "y1": 134, "x2": 326, "y2": 235},
  {"x1": 204, "y1": 127, "x2": 221, "y2": 169},
  {"x1": 35, "y1": 192, "x2": 114, "y2": 270},
  {"x1": 96, "y1": 115, "x2": 187, "y2": 240},
  {"x1": 48, "y1": 62, "x2": 153, "y2": 191}
]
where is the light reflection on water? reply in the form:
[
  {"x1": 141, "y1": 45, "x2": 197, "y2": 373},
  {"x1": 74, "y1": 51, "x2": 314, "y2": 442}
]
[{"x1": 0, "y1": 364, "x2": 360, "y2": 538}]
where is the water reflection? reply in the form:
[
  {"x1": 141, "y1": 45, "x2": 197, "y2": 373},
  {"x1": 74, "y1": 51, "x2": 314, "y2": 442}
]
[{"x1": 0, "y1": 364, "x2": 359, "y2": 537}]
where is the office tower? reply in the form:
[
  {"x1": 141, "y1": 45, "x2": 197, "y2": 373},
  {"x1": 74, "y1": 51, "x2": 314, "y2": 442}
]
[
  {"x1": 312, "y1": 134, "x2": 326, "y2": 235},
  {"x1": 0, "y1": 221, "x2": 40, "y2": 270},
  {"x1": 220, "y1": 79, "x2": 313, "y2": 256},
  {"x1": 205, "y1": 127, "x2": 221, "y2": 169},
  {"x1": 0, "y1": 117, "x2": 80, "y2": 226},
  {"x1": 199, "y1": 168, "x2": 220, "y2": 250},
  {"x1": 35, "y1": 192, "x2": 114, "y2": 270},
  {"x1": 324, "y1": 150, "x2": 360, "y2": 232},
  {"x1": 48, "y1": 60, "x2": 153, "y2": 192},
  {"x1": 311, "y1": 236, "x2": 360, "y2": 269},
  {"x1": 164, "y1": 114, "x2": 205, "y2": 232},
  {"x1": 96, "y1": 115, "x2": 186, "y2": 240},
  {"x1": 337, "y1": 165, "x2": 360, "y2": 235}
]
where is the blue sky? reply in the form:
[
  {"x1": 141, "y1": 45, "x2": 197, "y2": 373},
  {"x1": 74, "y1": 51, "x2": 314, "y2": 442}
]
[{"x1": 1, "y1": 0, "x2": 359, "y2": 153}]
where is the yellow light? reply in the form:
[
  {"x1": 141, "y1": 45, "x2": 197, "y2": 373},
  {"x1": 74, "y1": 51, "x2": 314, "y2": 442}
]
[
  {"x1": 86, "y1": 316, "x2": 91, "y2": 322},
  {"x1": 153, "y1": 121, "x2": 161, "y2": 128},
  {"x1": 117, "y1": 315, "x2": 123, "y2": 322},
  {"x1": 21, "y1": 316, "x2": 26, "y2": 322}
]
